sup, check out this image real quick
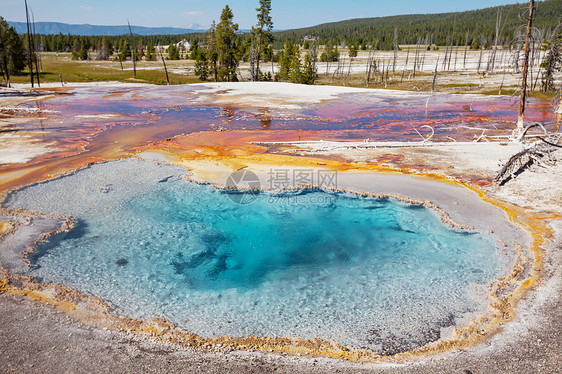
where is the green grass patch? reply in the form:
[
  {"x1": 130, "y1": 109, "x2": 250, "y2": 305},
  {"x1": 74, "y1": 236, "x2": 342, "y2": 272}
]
[{"x1": 6, "y1": 53, "x2": 200, "y2": 85}]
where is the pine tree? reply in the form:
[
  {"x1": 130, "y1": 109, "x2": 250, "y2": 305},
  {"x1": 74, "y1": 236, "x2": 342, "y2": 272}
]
[
  {"x1": 251, "y1": 0, "x2": 273, "y2": 81},
  {"x1": 78, "y1": 40, "x2": 88, "y2": 60},
  {"x1": 301, "y1": 53, "x2": 317, "y2": 84},
  {"x1": 168, "y1": 43, "x2": 180, "y2": 60},
  {"x1": 289, "y1": 54, "x2": 302, "y2": 82},
  {"x1": 98, "y1": 34, "x2": 110, "y2": 60},
  {"x1": 349, "y1": 42, "x2": 358, "y2": 58},
  {"x1": 320, "y1": 41, "x2": 339, "y2": 62},
  {"x1": 541, "y1": 24, "x2": 562, "y2": 93},
  {"x1": 275, "y1": 41, "x2": 316, "y2": 85},
  {"x1": 332, "y1": 45, "x2": 340, "y2": 62},
  {"x1": 205, "y1": 21, "x2": 219, "y2": 81},
  {"x1": 195, "y1": 51, "x2": 209, "y2": 81},
  {"x1": 0, "y1": 17, "x2": 25, "y2": 84},
  {"x1": 137, "y1": 40, "x2": 144, "y2": 60},
  {"x1": 189, "y1": 39, "x2": 200, "y2": 60},
  {"x1": 215, "y1": 6, "x2": 239, "y2": 82},
  {"x1": 145, "y1": 41, "x2": 156, "y2": 61},
  {"x1": 71, "y1": 38, "x2": 80, "y2": 60},
  {"x1": 119, "y1": 38, "x2": 131, "y2": 61},
  {"x1": 277, "y1": 41, "x2": 295, "y2": 80},
  {"x1": 348, "y1": 41, "x2": 358, "y2": 76}
]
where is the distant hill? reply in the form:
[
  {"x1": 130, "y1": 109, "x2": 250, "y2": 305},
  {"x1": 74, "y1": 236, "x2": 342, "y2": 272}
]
[
  {"x1": 274, "y1": 0, "x2": 562, "y2": 48},
  {"x1": 7, "y1": 21, "x2": 202, "y2": 36},
  {"x1": 7, "y1": 0, "x2": 561, "y2": 51}
]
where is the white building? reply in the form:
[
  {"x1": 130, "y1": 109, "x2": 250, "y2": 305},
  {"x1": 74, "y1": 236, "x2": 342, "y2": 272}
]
[{"x1": 156, "y1": 39, "x2": 192, "y2": 53}]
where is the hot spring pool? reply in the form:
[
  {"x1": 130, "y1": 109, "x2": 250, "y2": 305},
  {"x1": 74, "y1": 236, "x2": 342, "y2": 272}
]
[{"x1": 3, "y1": 159, "x2": 505, "y2": 353}]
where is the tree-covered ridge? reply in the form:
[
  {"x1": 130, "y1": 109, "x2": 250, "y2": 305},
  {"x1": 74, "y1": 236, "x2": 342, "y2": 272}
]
[
  {"x1": 16, "y1": 0, "x2": 562, "y2": 53},
  {"x1": 274, "y1": 0, "x2": 562, "y2": 48}
]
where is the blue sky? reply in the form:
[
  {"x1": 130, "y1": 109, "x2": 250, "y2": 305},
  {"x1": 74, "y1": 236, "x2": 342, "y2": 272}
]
[{"x1": 3, "y1": 0, "x2": 523, "y2": 30}]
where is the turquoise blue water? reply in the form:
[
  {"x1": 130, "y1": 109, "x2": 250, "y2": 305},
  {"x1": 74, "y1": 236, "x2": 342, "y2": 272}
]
[{"x1": 3, "y1": 159, "x2": 502, "y2": 353}]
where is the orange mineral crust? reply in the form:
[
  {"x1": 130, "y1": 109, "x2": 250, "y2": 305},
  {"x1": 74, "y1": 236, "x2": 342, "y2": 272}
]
[{"x1": 1, "y1": 85, "x2": 557, "y2": 194}]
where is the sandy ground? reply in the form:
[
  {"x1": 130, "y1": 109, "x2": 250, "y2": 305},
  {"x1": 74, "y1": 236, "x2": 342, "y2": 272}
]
[{"x1": 0, "y1": 82, "x2": 561, "y2": 372}]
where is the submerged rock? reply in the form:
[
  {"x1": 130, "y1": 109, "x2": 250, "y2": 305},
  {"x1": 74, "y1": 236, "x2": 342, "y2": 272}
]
[{"x1": 116, "y1": 258, "x2": 129, "y2": 266}]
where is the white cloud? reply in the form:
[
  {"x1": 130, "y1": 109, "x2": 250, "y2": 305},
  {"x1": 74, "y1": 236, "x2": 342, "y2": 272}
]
[
  {"x1": 183, "y1": 11, "x2": 203, "y2": 16},
  {"x1": 80, "y1": 6, "x2": 93, "y2": 11}
]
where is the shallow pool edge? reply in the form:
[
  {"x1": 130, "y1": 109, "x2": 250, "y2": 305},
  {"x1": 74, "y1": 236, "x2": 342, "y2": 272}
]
[{"x1": 0, "y1": 157, "x2": 552, "y2": 364}]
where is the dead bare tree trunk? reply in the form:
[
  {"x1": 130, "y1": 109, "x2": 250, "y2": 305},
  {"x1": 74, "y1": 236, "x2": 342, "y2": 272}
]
[
  {"x1": 392, "y1": 27, "x2": 398, "y2": 73},
  {"x1": 365, "y1": 48, "x2": 375, "y2": 86},
  {"x1": 24, "y1": 0, "x2": 34, "y2": 88},
  {"x1": 159, "y1": 51, "x2": 170, "y2": 85},
  {"x1": 488, "y1": 9, "x2": 502, "y2": 72},
  {"x1": 331, "y1": 58, "x2": 340, "y2": 82},
  {"x1": 31, "y1": 10, "x2": 40, "y2": 87},
  {"x1": 432, "y1": 56, "x2": 439, "y2": 92},
  {"x1": 499, "y1": 69, "x2": 506, "y2": 95},
  {"x1": 325, "y1": 46, "x2": 330, "y2": 78},
  {"x1": 310, "y1": 38, "x2": 317, "y2": 77},
  {"x1": 420, "y1": 35, "x2": 428, "y2": 72},
  {"x1": 128, "y1": 21, "x2": 136, "y2": 78},
  {"x1": 453, "y1": 45, "x2": 459, "y2": 71},
  {"x1": 513, "y1": 47, "x2": 520, "y2": 73},
  {"x1": 39, "y1": 35, "x2": 44, "y2": 70},
  {"x1": 463, "y1": 31, "x2": 469, "y2": 69},
  {"x1": 557, "y1": 88, "x2": 562, "y2": 126},
  {"x1": 477, "y1": 40, "x2": 484, "y2": 73},
  {"x1": 336, "y1": 58, "x2": 343, "y2": 81},
  {"x1": 385, "y1": 64, "x2": 389, "y2": 88},
  {"x1": 249, "y1": 33, "x2": 256, "y2": 81},
  {"x1": 255, "y1": 33, "x2": 262, "y2": 81},
  {"x1": 442, "y1": 36, "x2": 449, "y2": 70},
  {"x1": 413, "y1": 39, "x2": 420, "y2": 78},
  {"x1": 499, "y1": 40, "x2": 506, "y2": 70},
  {"x1": 448, "y1": 16, "x2": 456, "y2": 71},
  {"x1": 528, "y1": 39, "x2": 535, "y2": 92},
  {"x1": 330, "y1": 59, "x2": 341, "y2": 82},
  {"x1": 531, "y1": 30, "x2": 544, "y2": 92},
  {"x1": 401, "y1": 45, "x2": 410, "y2": 84},
  {"x1": 517, "y1": 0, "x2": 535, "y2": 134}
]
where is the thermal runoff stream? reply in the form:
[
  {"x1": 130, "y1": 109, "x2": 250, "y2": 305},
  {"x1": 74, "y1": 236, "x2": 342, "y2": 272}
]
[{"x1": 3, "y1": 158, "x2": 505, "y2": 353}]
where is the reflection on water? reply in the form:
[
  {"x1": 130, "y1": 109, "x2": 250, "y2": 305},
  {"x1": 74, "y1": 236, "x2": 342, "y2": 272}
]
[
  {"x1": 14, "y1": 85, "x2": 556, "y2": 144},
  {"x1": 1, "y1": 85, "x2": 556, "y2": 192}
]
